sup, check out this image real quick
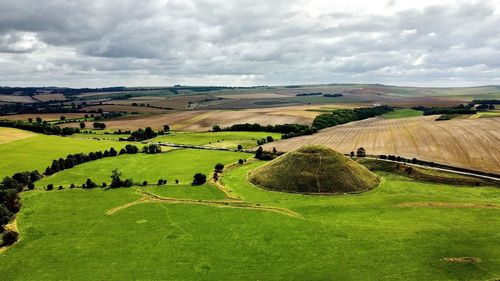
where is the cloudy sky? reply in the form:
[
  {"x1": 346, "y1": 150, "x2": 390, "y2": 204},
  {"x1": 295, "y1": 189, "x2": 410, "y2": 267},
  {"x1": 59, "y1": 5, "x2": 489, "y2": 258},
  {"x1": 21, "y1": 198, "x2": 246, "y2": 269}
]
[{"x1": 1, "y1": 0, "x2": 500, "y2": 87}]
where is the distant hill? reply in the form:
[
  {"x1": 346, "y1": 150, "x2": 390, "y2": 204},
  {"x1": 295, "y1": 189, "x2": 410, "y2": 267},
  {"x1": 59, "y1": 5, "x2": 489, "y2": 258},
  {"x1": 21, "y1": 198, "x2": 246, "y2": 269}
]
[{"x1": 248, "y1": 145, "x2": 380, "y2": 194}]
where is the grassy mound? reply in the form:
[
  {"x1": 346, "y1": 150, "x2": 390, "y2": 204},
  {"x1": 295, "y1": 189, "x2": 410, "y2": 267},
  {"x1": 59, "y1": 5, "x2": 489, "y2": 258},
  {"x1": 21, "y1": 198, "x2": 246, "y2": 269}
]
[{"x1": 249, "y1": 145, "x2": 380, "y2": 194}]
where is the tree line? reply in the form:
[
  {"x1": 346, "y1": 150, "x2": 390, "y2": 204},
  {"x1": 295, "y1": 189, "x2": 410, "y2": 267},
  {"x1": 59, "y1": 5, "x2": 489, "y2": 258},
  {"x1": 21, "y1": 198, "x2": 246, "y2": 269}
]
[
  {"x1": 412, "y1": 105, "x2": 476, "y2": 116},
  {"x1": 0, "y1": 120, "x2": 80, "y2": 136},
  {"x1": 312, "y1": 105, "x2": 394, "y2": 130}
]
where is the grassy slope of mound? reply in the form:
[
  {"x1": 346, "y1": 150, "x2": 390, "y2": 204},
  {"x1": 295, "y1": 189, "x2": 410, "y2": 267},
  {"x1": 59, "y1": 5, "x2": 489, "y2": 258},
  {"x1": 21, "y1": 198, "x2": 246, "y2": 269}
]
[{"x1": 249, "y1": 145, "x2": 379, "y2": 194}]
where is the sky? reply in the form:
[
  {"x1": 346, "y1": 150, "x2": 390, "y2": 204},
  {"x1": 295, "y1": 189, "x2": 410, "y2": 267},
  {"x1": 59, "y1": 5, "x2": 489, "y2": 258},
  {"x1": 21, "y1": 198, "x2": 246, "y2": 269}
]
[{"x1": 1, "y1": 0, "x2": 500, "y2": 87}]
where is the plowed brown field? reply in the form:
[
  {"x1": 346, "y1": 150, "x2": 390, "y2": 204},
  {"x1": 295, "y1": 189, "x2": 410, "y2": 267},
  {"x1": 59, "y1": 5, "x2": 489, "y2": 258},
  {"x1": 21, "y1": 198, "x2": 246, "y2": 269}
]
[{"x1": 262, "y1": 116, "x2": 500, "y2": 174}]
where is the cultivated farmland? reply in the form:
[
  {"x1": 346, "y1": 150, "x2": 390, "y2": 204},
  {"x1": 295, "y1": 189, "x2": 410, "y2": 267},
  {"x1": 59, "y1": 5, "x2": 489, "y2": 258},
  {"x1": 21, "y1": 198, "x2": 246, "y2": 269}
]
[{"x1": 263, "y1": 116, "x2": 500, "y2": 174}]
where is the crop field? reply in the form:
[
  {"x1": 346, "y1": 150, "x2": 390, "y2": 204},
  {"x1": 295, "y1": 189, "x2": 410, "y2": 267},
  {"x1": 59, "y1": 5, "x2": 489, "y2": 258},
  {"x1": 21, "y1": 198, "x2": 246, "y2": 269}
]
[
  {"x1": 0, "y1": 94, "x2": 36, "y2": 103},
  {"x1": 263, "y1": 115, "x2": 500, "y2": 174},
  {"x1": 0, "y1": 133, "x2": 126, "y2": 179},
  {"x1": 81, "y1": 104, "x2": 169, "y2": 113},
  {"x1": 152, "y1": 131, "x2": 282, "y2": 149},
  {"x1": 77, "y1": 108, "x2": 318, "y2": 131},
  {"x1": 1, "y1": 113, "x2": 88, "y2": 122},
  {"x1": 0, "y1": 159, "x2": 498, "y2": 280},
  {"x1": 32, "y1": 93, "x2": 66, "y2": 102},
  {"x1": 37, "y1": 149, "x2": 250, "y2": 188}
]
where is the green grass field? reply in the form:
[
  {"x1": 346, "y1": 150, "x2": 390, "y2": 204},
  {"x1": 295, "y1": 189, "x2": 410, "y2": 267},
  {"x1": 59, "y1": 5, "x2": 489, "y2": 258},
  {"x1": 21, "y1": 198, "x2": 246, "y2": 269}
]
[
  {"x1": 0, "y1": 132, "x2": 126, "y2": 179},
  {"x1": 381, "y1": 108, "x2": 424, "y2": 119},
  {"x1": 36, "y1": 149, "x2": 250, "y2": 188},
  {"x1": 152, "y1": 131, "x2": 282, "y2": 149},
  {"x1": 1, "y1": 159, "x2": 499, "y2": 280}
]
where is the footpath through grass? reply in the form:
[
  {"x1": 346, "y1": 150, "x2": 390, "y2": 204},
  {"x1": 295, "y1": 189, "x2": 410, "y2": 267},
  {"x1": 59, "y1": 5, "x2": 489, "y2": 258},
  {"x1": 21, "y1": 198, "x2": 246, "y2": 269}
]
[{"x1": 1, "y1": 160, "x2": 499, "y2": 280}]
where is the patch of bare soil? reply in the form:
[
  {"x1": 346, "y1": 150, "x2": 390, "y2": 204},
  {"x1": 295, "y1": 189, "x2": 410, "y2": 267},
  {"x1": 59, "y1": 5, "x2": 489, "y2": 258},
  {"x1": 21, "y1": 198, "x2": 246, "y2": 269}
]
[{"x1": 443, "y1": 257, "x2": 481, "y2": 264}]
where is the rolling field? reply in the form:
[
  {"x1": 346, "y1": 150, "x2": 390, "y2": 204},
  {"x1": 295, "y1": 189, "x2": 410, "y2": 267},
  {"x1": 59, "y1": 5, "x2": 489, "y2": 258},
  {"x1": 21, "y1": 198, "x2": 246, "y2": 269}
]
[
  {"x1": 1, "y1": 113, "x2": 88, "y2": 122},
  {"x1": 0, "y1": 131, "x2": 126, "y2": 179},
  {"x1": 263, "y1": 116, "x2": 500, "y2": 174},
  {"x1": 0, "y1": 161, "x2": 498, "y2": 280},
  {"x1": 0, "y1": 127, "x2": 35, "y2": 144},
  {"x1": 37, "y1": 149, "x2": 250, "y2": 187},
  {"x1": 381, "y1": 108, "x2": 423, "y2": 119},
  {"x1": 69, "y1": 104, "x2": 361, "y2": 132},
  {"x1": 152, "y1": 131, "x2": 282, "y2": 149}
]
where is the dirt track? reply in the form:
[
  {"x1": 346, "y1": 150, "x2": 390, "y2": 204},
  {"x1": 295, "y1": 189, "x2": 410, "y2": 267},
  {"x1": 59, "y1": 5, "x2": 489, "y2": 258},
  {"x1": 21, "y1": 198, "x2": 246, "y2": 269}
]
[{"x1": 263, "y1": 116, "x2": 500, "y2": 174}]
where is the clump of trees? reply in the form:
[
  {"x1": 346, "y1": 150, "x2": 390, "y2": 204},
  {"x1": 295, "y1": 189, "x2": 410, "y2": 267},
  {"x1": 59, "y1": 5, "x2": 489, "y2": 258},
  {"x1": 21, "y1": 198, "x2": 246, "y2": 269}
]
[
  {"x1": 109, "y1": 169, "x2": 133, "y2": 188},
  {"x1": 255, "y1": 146, "x2": 280, "y2": 160},
  {"x1": 142, "y1": 144, "x2": 162, "y2": 154},
  {"x1": 127, "y1": 127, "x2": 158, "y2": 141},
  {"x1": 221, "y1": 123, "x2": 316, "y2": 139},
  {"x1": 312, "y1": 105, "x2": 394, "y2": 130},
  {"x1": 192, "y1": 173, "x2": 207, "y2": 185},
  {"x1": 92, "y1": 122, "x2": 106, "y2": 130},
  {"x1": 256, "y1": 136, "x2": 275, "y2": 146}
]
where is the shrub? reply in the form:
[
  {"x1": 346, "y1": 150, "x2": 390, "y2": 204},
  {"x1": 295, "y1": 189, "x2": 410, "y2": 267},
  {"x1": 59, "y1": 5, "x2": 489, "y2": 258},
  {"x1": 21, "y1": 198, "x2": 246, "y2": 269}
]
[
  {"x1": 102, "y1": 182, "x2": 107, "y2": 188},
  {"x1": 1, "y1": 230, "x2": 18, "y2": 246},
  {"x1": 46, "y1": 184, "x2": 54, "y2": 191},
  {"x1": 0, "y1": 204, "x2": 13, "y2": 231},
  {"x1": 58, "y1": 186, "x2": 64, "y2": 190},
  {"x1": 84, "y1": 178, "x2": 97, "y2": 189},
  {"x1": 356, "y1": 147, "x2": 366, "y2": 157},
  {"x1": 175, "y1": 179, "x2": 179, "y2": 184},
  {"x1": 142, "y1": 181, "x2": 148, "y2": 186},
  {"x1": 238, "y1": 159, "x2": 244, "y2": 164},
  {"x1": 123, "y1": 179, "x2": 133, "y2": 187},
  {"x1": 237, "y1": 144, "x2": 243, "y2": 150},
  {"x1": 70, "y1": 183, "x2": 75, "y2": 189},
  {"x1": 214, "y1": 163, "x2": 224, "y2": 173},
  {"x1": 192, "y1": 173, "x2": 207, "y2": 185},
  {"x1": 212, "y1": 125, "x2": 221, "y2": 132}
]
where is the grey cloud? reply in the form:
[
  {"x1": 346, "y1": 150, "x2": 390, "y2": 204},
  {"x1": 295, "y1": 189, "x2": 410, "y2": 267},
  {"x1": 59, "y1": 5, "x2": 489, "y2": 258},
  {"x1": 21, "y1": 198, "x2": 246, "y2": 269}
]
[{"x1": 0, "y1": 0, "x2": 500, "y2": 87}]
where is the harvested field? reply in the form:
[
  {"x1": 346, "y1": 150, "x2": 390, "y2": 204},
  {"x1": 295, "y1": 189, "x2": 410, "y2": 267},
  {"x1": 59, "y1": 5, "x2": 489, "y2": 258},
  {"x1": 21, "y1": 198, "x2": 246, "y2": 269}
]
[
  {"x1": 82, "y1": 104, "x2": 168, "y2": 113},
  {"x1": 0, "y1": 113, "x2": 88, "y2": 121},
  {"x1": 0, "y1": 94, "x2": 36, "y2": 103},
  {"x1": 0, "y1": 127, "x2": 35, "y2": 144},
  {"x1": 32, "y1": 93, "x2": 66, "y2": 102},
  {"x1": 213, "y1": 93, "x2": 290, "y2": 99},
  {"x1": 263, "y1": 116, "x2": 500, "y2": 174},
  {"x1": 73, "y1": 104, "x2": 357, "y2": 131}
]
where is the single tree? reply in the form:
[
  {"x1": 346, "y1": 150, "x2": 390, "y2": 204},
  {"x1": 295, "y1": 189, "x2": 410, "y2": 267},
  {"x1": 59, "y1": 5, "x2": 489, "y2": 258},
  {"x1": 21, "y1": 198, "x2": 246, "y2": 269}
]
[
  {"x1": 192, "y1": 173, "x2": 207, "y2": 185},
  {"x1": 356, "y1": 147, "x2": 366, "y2": 157},
  {"x1": 212, "y1": 125, "x2": 221, "y2": 132},
  {"x1": 214, "y1": 163, "x2": 224, "y2": 173},
  {"x1": 79, "y1": 122, "x2": 86, "y2": 129}
]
